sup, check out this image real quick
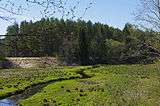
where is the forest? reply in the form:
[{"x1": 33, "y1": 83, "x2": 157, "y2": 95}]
[{"x1": 1, "y1": 18, "x2": 160, "y2": 65}]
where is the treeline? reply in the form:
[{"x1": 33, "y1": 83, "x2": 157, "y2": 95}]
[{"x1": 1, "y1": 18, "x2": 160, "y2": 65}]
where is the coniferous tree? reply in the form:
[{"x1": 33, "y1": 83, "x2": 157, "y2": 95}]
[
  {"x1": 2, "y1": 18, "x2": 159, "y2": 64},
  {"x1": 79, "y1": 28, "x2": 89, "y2": 65}
]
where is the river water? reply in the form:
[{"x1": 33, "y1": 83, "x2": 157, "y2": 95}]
[{"x1": 0, "y1": 99, "x2": 16, "y2": 106}]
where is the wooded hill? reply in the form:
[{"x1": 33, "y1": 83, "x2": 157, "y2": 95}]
[{"x1": 0, "y1": 18, "x2": 160, "y2": 65}]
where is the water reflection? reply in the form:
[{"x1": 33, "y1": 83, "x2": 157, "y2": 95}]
[{"x1": 0, "y1": 99, "x2": 16, "y2": 106}]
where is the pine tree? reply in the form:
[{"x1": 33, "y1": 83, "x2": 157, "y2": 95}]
[{"x1": 79, "y1": 28, "x2": 89, "y2": 65}]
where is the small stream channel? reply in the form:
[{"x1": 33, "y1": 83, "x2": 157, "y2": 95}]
[
  {"x1": 0, "y1": 69, "x2": 92, "y2": 106},
  {"x1": 0, "y1": 82, "x2": 50, "y2": 106}
]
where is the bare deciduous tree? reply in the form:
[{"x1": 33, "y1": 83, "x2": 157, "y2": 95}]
[
  {"x1": 134, "y1": 0, "x2": 160, "y2": 57},
  {"x1": 135, "y1": 0, "x2": 160, "y2": 31},
  {"x1": 0, "y1": 0, "x2": 95, "y2": 22}
]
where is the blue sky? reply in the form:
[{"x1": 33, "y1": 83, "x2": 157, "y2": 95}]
[{"x1": 0, "y1": 0, "x2": 139, "y2": 35}]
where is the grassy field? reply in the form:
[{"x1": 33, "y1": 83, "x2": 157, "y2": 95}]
[
  {"x1": 1, "y1": 63, "x2": 160, "y2": 106},
  {"x1": 0, "y1": 66, "x2": 92, "y2": 99}
]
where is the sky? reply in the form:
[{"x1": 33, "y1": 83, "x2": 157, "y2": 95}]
[{"x1": 0, "y1": 0, "x2": 139, "y2": 35}]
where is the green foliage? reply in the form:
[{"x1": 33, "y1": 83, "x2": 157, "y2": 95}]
[
  {"x1": 0, "y1": 56, "x2": 5, "y2": 61},
  {"x1": 2, "y1": 19, "x2": 160, "y2": 65},
  {"x1": 104, "y1": 39, "x2": 125, "y2": 63}
]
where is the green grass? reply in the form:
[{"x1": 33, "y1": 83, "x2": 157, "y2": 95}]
[
  {"x1": 0, "y1": 66, "x2": 92, "y2": 98},
  {"x1": 1, "y1": 64, "x2": 160, "y2": 106},
  {"x1": 20, "y1": 64, "x2": 160, "y2": 106}
]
